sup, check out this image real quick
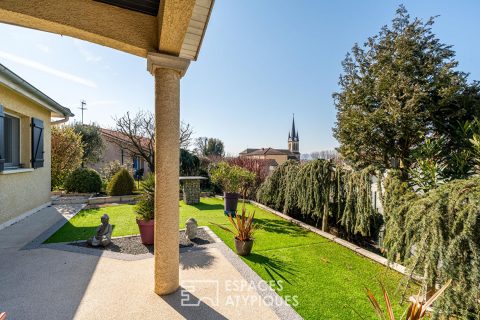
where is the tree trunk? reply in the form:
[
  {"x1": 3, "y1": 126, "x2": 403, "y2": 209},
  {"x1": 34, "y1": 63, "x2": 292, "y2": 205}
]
[{"x1": 322, "y1": 201, "x2": 329, "y2": 232}]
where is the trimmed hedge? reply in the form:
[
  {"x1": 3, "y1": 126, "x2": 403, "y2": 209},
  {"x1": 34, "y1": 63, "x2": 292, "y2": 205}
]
[
  {"x1": 64, "y1": 168, "x2": 102, "y2": 193},
  {"x1": 107, "y1": 168, "x2": 135, "y2": 196}
]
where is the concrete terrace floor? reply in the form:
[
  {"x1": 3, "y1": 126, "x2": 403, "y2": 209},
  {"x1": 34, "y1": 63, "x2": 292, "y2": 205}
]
[{"x1": 0, "y1": 205, "x2": 298, "y2": 320}]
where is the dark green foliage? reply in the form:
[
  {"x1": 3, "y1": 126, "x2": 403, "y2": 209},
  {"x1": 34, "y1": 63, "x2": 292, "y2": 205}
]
[
  {"x1": 107, "y1": 168, "x2": 135, "y2": 196},
  {"x1": 72, "y1": 123, "x2": 105, "y2": 165},
  {"x1": 257, "y1": 160, "x2": 299, "y2": 213},
  {"x1": 408, "y1": 138, "x2": 447, "y2": 192},
  {"x1": 337, "y1": 167, "x2": 382, "y2": 237},
  {"x1": 64, "y1": 168, "x2": 102, "y2": 193},
  {"x1": 135, "y1": 174, "x2": 155, "y2": 221},
  {"x1": 407, "y1": 118, "x2": 480, "y2": 192},
  {"x1": 194, "y1": 137, "x2": 225, "y2": 157},
  {"x1": 333, "y1": 6, "x2": 478, "y2": 178},
  {"x1": 180, "y1": 148, "x2": 200, "y2": 176},
  {"x1": 257, "y1": 160, "x2": 380, "y2": 237},
  {"x1": 295, "y1": 160, "x2": 333, "y2": 229},
  {"x1": 383, "y1": 174, "x2": 480, "y2": 319}
]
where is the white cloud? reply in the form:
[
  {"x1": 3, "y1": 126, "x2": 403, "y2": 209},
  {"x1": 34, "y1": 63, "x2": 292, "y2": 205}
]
[
  {"x1": 0, "y1": 51, "x2": 97, "y2": 88},
  {"x1": 73, "y1": 39, "x2": 102, "y2": 63},
  {"x1": 36, "y1": 43, "x2": 50, "y2": 53}
]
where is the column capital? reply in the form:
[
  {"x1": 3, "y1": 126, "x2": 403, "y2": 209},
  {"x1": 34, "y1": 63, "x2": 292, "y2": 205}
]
[{"x1": 147, "y1": 52, "x2": 190, "y2": 77}]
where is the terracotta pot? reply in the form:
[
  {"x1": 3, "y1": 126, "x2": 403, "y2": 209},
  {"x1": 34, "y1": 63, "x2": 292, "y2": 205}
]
[
  {"x1": 234, "y1": 237, "x2": 254, "y2": 256},
  {"x1": 136, "y1": 219, "x2": 154, "y2": 245},
  {"x1": 224, "y1": 192, "x2": 239, "y2": 213}
]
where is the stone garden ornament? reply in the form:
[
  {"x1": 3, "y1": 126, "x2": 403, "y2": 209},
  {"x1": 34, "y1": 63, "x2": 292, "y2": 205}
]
[
  {"x1": 185, "y1": 217, "x2": 198, "y2": 240},
  {"x1": 87, "y1": 214, "x2": 113, "y2": 247}
]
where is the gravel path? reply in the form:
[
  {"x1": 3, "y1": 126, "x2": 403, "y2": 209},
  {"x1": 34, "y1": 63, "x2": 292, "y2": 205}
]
[{"x1": 70, "y1": 229, "x2": 214, "y2": 255}]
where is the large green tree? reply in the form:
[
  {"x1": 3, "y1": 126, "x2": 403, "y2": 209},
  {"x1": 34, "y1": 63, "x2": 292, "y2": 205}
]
[
  {"x1": 333, "y1": 6, "x2": 479, "y2": 178},
  {"x1": 72, "y1": 123, "x2": 105, "y2": 165},
  {"x1": 179, "y1": 148, "x2": 200, "y2": 176},
  {"x1": 194, "y1": 137, "x2": 225, "y2": 157}
]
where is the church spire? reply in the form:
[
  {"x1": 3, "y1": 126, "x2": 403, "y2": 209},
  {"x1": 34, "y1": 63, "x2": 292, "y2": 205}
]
[
  {"x1": 290, "y1": 114, "x2": 298, "y2": 141},
  {"x1": 288, "y1": 114, "x2": 300, "y2": 158}
]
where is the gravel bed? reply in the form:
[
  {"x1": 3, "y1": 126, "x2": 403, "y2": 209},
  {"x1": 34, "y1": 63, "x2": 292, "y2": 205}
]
[{"x1": 70, "y1": 229, "x2": 214, "y2": 255}]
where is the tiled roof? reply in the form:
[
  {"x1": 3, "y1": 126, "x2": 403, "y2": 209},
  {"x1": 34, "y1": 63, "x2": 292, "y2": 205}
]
[
  {"x1": 242, "y1": 147, "x2": 294, "y2": 156},
  {"x1": 100, "y1": 128, "x2": 151, "y2": 149}
]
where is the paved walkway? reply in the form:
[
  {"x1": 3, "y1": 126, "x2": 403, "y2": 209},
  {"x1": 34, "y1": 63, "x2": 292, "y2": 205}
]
[{"x1": 0, "y1": 205, "x2": 300, "y2": 320}]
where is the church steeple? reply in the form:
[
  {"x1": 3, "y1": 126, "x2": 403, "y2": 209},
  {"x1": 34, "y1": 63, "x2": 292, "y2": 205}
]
[
  {"x1": 288, "y1": 114, "x2": 300, "y2": 159},
  {"x1": 291, "y1": 116, "x2": 296, "y2": 140}
]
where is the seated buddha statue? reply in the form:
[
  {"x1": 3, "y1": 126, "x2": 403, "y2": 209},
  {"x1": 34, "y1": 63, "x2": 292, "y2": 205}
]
[{"x1": 87, "y1": 214, "x2": 112, "y2": 247}]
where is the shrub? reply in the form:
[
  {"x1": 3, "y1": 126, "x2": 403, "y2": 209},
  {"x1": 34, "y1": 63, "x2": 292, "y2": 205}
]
[
  {"x1": 383, "y1": 175, "x2": 480, "y2": 318},
  {"x1": 100, "y1": 160, "x2": 132, "y2": 181},
  {"x1": 51, "y1": 126, "x2": 84, "y2": 189},
  {"x1": 64, "y1": 168, "x2": 102, "y2": 193},
  {"x1": 257, "y1": 160, "x2": 381, "y2": 236},
  {"x1": 256, "y1": 160, "x2": 299, "y2": 212},
  {"x1": 209, "y1": 162, "x2": 255, "y2": 197},
  {"x1": 107, "y1": 168, "x2": 135, "y2": 196},
  {"x1": 135, "y1": 174, "x2": 155, "y2": 221},
  {"x1": 226, "y1": 157, "x2": 271, "y2": 198}
]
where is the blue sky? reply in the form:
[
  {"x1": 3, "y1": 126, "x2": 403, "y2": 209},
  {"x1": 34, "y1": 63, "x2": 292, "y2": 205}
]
[{"x1": 0, "y1": 1, "x2": 479, "y2": 155}]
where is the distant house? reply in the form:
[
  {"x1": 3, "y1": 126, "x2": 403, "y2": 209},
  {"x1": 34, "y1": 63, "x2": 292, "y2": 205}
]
[
  {"x1": 90, "y1": 128, "x2": 151, "y2": 177},
  {"x1": 239, "y1": 115, "x2": 300, "y2": 167},
  {"x1": 0, "y1": 63, "x2": 73, "y2": 226}
]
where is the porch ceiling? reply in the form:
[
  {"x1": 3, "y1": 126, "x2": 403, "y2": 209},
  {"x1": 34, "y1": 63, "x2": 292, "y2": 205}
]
[{"x1": 0, "y1": 0, "x2": 213, "y2": 60}]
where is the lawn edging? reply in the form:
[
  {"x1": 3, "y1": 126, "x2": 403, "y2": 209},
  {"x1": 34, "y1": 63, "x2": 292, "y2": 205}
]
[
  {"x1": 51, "y1": 194, "x2": 139, "y2": 205},
  {"x1": 245, "y1": 199, "x2": 409, "y2": 277}
]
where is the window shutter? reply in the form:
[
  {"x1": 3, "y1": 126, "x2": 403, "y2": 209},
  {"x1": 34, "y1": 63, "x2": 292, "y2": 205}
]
[
  {"x1": 0, "y1": 106, "x2": 4, "y2": 172},
  {"x1": 31, "y1": 118, "x2": 44, "y2": 169}
]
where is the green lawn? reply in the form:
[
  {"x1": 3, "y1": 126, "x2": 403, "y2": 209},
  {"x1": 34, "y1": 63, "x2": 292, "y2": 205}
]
[{"x1": 46, "y1": 198, "x2": 414, "y2": 319}]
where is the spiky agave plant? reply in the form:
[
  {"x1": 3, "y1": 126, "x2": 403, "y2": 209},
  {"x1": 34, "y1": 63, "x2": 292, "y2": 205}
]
[
  {"x1": 364, "y1": 279, "x2": 451, "y2": 320},
  {"x1": 212, "y1": 205, "x2": 256, "y2": 241}
]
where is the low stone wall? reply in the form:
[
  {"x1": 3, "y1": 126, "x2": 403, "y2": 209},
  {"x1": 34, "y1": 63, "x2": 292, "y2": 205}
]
[
  {"x1": 88, "y1": 195, "x2": 139, "y2": 205},
  {"x1": 52, "y1": 194, "x2": 139, "y2": 205}
]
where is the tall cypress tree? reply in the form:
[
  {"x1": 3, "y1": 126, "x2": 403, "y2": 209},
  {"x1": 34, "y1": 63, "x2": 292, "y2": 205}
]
[{"x1": 333, "y1": 6, "x2": 478, "y2": 179}]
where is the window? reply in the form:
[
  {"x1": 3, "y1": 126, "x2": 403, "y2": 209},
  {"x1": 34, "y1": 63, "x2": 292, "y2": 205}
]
[
  {"x1": 4, "y1": 114, "x2": 20, "y2": 168},
  {"x1": 133, "y1": 155, "x2": 142, "y2": 170}
]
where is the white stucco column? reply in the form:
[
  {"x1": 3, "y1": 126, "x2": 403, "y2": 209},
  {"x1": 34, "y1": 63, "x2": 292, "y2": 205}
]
[{"x1": 147, "y1": 52, "x2": 190, "y2": 295}]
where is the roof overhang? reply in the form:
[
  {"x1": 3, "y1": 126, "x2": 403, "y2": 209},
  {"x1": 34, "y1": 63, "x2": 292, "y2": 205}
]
[
  {"x1": 0, "y1": 0, "x2": 214, "y2": 60},
  {"x1": 0, "y1": 63, "x2": 73, "y2": 118}
]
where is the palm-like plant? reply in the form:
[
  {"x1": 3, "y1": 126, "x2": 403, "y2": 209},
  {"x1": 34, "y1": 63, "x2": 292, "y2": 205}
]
[
  {"x1": 365, "y1": 279, "x2": 451, "y2": 320},
  {"x1": 212, "y1": 205, "x2": 256, "y2": 241},
  {"x1": 135, "y1": 174, "x2": 155, "y2": 221}
]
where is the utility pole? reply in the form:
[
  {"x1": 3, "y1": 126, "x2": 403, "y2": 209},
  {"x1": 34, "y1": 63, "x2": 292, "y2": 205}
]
[{"x1": 79, "y1": 100, "x2": 87, "y2": 124}]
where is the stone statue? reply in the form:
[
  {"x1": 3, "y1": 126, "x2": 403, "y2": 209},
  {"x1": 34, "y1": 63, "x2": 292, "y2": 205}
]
[
  {"x1": 185, "y1": 218, "x2": 198, "y2": 240},
  {"x1": 87, "y1": 214, "x2": 112, "y2": 247}
]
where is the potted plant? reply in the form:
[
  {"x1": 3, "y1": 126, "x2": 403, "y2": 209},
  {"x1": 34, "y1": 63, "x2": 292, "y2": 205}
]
[
  {"x1": 209, "y1": 162, "x2": 255, "y2": 213},
  {"x1": 213, "y1": 205, "x2": 256, "y2": 256},
  {"x1": 135, "y1": 174, "x2": 155, "y2": 244}
]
